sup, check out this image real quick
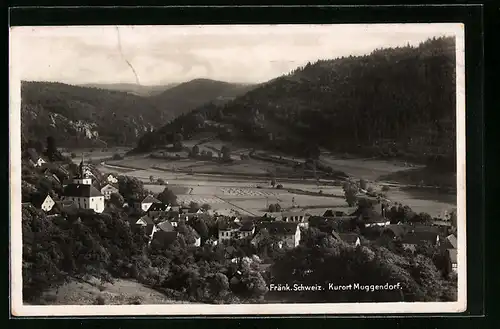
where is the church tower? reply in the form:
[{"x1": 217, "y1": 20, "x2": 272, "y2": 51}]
[
  {"x1": 62, "y1": 155, "x2": 105, "y2": 213},
  {"x1": 73, "y1": 155, "x2": 92, "y2": 185}
]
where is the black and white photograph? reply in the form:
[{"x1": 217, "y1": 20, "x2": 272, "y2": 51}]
[{"x1": 10, "y1": 23, "x2": 466, "y2": 316}]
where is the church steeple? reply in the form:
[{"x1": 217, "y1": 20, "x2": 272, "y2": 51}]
[{"x1": 79, "y1": 154, "x2": 84, "y2": 178}]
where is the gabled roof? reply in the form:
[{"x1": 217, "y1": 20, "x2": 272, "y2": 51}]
[
  {"x1": 157, "y1": 220, "x2": 175, "y2": 232},
  {"x1": 147, "y1": 203, "x2": 169, "y2": 212},
  {"x1": 239, "y1": 220, "x2": 255, "y2": 232},
  {"x1": 442, "y1": 234, "x2": 457, "y2": 249},
  {"x1": 447, "y1": 248, "x2": 457, "y2": 263},
  {"x1": 401, "y1": 231, "x2": 439, "y2": 245},
  {"x1": 101, "y1": 184, "x2": 119, "y2": 191},
  {"x1": 383, "y1": 224, "x2": 411, "y2": 238},
  {"x1": 31, "y1": 193, "x2": 53, "y2": 208},
  {"x1": 281, "y1": 211, "x2": 306, "y2": 218},
  {"x1": 258, "y1": 222, "x2": 299, "y2": 235},
  {"x1": 63, "y1": 184, "x2": 103, "y2": 197},
  {"x1": 142, "y1": 195, "x2": 160, "y2": 204},
  {"x1": 137, "y1": 215, "x2": 155, "y2": 225},
  {"x1": 338, "y1": 233, "x2": 361, "y2": 245},
  {"x1": 323, "y1": 210, "x2": 346, "y2": 217},
  {"x1": 219, "y1": 220, "x2": 242, "y2": 231},
  {"x1": 152, "y1": 230, "x2": 178, "y2": 247}
]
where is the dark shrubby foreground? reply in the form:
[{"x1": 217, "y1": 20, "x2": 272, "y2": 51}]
[
  {"x1": 271, "y1": 231, "x2": 457, "y2": 303},
  {"x1": 23, "y1": 202, "x2": 457, "y2": 304},
  {"x1": 22, "y1": 207, "x2": 268, "y2": 304}
]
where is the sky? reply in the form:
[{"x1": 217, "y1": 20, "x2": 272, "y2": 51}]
[{"x1": 10, "y1": 24, "x2": 461, "y2": 86}]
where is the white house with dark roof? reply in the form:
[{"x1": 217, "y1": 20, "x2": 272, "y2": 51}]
[
  {"x1": 26, "y1": 148, "x2": 47, "y2": 167},
  {"x1": 141, "y1": 195, "x2": 161, "y2": 212},
  {"x1": 105, "y1": 173, "x2": 118, "y2": 184},
  {"x1": 32, "y1": 194, "x2": 56, "y2": 212},
  {"x1": 280, "y1": 211, "x2": 306, "y2": 223},
  {"x1": 251, "y1": 222, "x2": 301, "y2": 249},
  {"x1": 61, "y1": 159, "x2": 104, "y2": 213},
  {"x1": 100, "y1": 184, "x2": 119, "y2": 200}
]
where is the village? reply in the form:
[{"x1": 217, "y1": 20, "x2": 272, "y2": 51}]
[{"x1": 21, "y1": 146, "x2": 458, "y2": 280}]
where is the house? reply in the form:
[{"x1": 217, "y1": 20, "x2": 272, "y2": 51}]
[
  {"x1": 135, "y1": 214, "x2": 155, "y2": 227},
  {"x1": 323, "y1": 210, "x2": 347, "y2": 217},
  {"x1": 61, "y1": 159, "x2": 105, "y2": 213},
  {"x1": 141, "y1": 195, "x2": 161, "y2": 212},
  {"x1": 441, "y1": 234, "x2": 457, "y2": 249},
  {"x1": 218, "y1": 220, "x2": 245, "y2": 242},
  {"x1": 381, "y1": 224, "x2": 411, "y2": 239},
  {"x1": 147, "y1": 203, "x2": 171, "y2": 213},
  {"x1": 100, "y1": 184, "x2": 119, "y2": 200},
  {"x1": 251, "y1": 222, "x2": 301, "y2": 249},
  {"x1": 351, "y1": 205, "x2": 390, "y2": 228},
  {"x1": 400, "y1": 230, "x2": 441, "y2": 252},
  {"x1": 280, "y1": 211, "x2": 306, "y2": 223},
  {"x1": 431, "y1": 219, "x2": 453, "y2": 228},
  {"x1": 447, "y1": 248, "x2": 457, "y2": 273},
  {"x1": 26, "y1": 148, "x2": 47, "y2": 167},
  {"x1": 150, "y1": 221, "x2": 178, "y2": 247},
  {"x1": 31, "y1": 193, "x2": 56, "y2": 212},
  {"x1": 52, "y1": 200, "x2": 78, "y2": 214},
  {"x1": 337, "y1": 233, "x2": 362, "y2": 247},
  {"x1": 104, "y1": 173, "x2": 118, "y2": 184}
]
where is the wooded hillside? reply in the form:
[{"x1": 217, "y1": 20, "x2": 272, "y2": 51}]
[{"x1": 136, "y1": 37, "x2": 456, "y2": 171}]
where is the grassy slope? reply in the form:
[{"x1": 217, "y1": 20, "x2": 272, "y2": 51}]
[{"x1": 30, "y1": 276, "x2": 192, "y2": 305}]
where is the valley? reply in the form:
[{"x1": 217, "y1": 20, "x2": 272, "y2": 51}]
[{"x1": 79, "y1": 138, "x2": 456, "y2": 218}]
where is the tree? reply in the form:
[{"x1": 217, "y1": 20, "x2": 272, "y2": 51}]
[
  {"x1": 117, "y1": 176, "x2": 148, "y2": 202},
  {"x1": 342, "y1": 180, "x2": 358, "y2": 207},
  {"x1": 157, "y1": 187, "x2": 178, "y2": 206},
  {"x1": 201, "y1": 203, "x2": 211, "y2": 211},
  {"x1": 221, "y1": 146, "x2": 231, "y2": 161},
  {"x1": 149, "y1": 175, "x2": 155, "y2": 183},
  {"x1": 157, "y1": 178, "x2": 165, "y2": 185},
  {"x1": 189, "y1": 201, "x2": 200, "y2": 213},
  {"x1": 173, "y1": 133, "x2": 183, "y2": 150},
  {"x1": 274, "y1": 203, "x2": 282, "y2": 212},
  {"x1": 359, "y1": 179, "x2": 367, "y2": 190},
  {"x1": 192, "y1": 145, "x2": 200, "y2": 157},
  {"x1": 109, "y1": 193, "x2": 125, "y2": 208},
  {"x1": 268, "y1": 204, "x2": 277, "y2": 213}
]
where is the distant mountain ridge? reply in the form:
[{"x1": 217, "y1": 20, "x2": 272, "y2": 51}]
[
  {"x1": 135, "y1": 37, "x2": 456, "y2": 170},
  {"x1": 79, "y1": 83, "x2": 179, "y2": 97},
  {"x1": 148, "y1": 78, "x2": 256, "y2": 112},
  {"x1": 21, "y1": 79, "x2": 255, "y2": 149}
]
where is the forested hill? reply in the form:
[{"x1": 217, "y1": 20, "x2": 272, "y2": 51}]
[
  {"x1": 21, "y1": 79, "x2": 254, "y2": 149},
  {"x1": 21, "y1": 81, "x2": 167, "y2": 149},
  {"x1": 136, "y1": 37, "x2": 456, "y2": 170},
  {"x1": 148, "y1": 78, "x2": 256, "y2": 113}
]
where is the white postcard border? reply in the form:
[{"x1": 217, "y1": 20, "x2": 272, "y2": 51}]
[{"x1": 9, "y1": 23, "x2": 467, "y2": 316}]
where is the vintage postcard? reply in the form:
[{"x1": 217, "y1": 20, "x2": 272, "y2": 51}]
[{"x1": 10, "y1": 23, "x2": 466, "y2": 316}]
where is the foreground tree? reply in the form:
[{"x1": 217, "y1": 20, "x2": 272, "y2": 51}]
[
  {"x1": 157, "y1": 187, "x2": 178, "y2": 206},
  {"x1": 342, "y1": 180, "x2": 358, "y2": 207}
]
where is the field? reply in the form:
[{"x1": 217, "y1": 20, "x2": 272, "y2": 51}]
[
  {"x1": 30, "y1": 276, "x2": 193, "y2": 305},
  {"x1": 93, "y1": 140, "x2": 456, "y2": 218}
]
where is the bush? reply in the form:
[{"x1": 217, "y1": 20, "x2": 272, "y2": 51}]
[
  {"x1": 381, "y1": 185, "x2": 390, "y2": 192},
  {"x1": 95, "y1": 295, "x2": 106, "y2": 305},
  {"x1": 70, "y1": 152, "x2": 77, "y2": 158},
  {"x1": 112, "y1": 153, "x2": 124, "y2": 160},
  {"x1": 276, "y1": 184, "x2": 283, "y2": 189}
]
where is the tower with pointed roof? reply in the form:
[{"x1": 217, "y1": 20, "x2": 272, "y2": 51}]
[
  {"x1": 73, "y1": 155, "x2": 92, "y2": 185},
  {"x1": 62, "y1": 155, "x2": 104, "y2": 213}
]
